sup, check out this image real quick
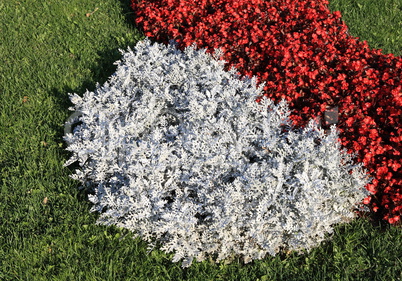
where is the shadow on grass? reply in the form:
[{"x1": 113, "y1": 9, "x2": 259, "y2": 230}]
[
  {"x1": 118, "y1": 0, "x2": 143, "y2": 32},
  {"x1": 39, "y1": 0, "x2": 144, "y2": 211},
  {"x1": 52, "y1": 0, "x2": 144, "y2": 128},
  {"x1": 50, "y1": 48, "x2": 127, "y2": 194},
  {"x1": 53, "y1": 48, "x2": 123, "y2": 108}
]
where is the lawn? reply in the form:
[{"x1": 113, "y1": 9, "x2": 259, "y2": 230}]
[{"x1": 0, "y1": 0, "x2": 401, "y2": 280}]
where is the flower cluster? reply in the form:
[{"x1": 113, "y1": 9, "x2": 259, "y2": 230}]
[
  {"x1": 64, "y1": 39, "x2": 370, "y2": 266},
  {"x1": 131, "y1": 0, "x2": 402, "y2": 224}
]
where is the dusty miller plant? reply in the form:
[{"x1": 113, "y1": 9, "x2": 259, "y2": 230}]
[{"x1": 64, "y1": 39, "x2": 370, "y2": 267}]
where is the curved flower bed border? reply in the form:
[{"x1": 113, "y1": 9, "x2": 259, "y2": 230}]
[{"x1": 131, "y1": 0, "x2": 402, "y2": 225}]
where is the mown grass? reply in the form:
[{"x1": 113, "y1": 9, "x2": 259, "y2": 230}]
[
  {"x1": 0, "y1": 0, "x2": 401, "y2": 280},
  {"x1": 329, "y1": 0, "x2": 402, "y2": 56}
]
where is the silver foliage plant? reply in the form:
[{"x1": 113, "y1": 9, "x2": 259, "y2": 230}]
[{"x1": 64, "y1": 39, "x2": 370, "y2": 267}]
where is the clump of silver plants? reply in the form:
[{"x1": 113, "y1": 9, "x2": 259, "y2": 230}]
[{"x1": 64, "y1": 39, "x2": 370, "y2": 267}]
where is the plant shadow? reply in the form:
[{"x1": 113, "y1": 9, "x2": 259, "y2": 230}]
[
  {"x1": 47, "y1": 0, "x2": 145, "y2": 199},
  {"x1": 52, "y1": 0, "x2": 143, "y2": 123},
  {"x1": 118, "y1": 0, "x2": 142, "y2": 31}
]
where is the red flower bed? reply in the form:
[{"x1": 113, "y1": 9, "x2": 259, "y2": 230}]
[{"x1": 131, "y1": 0, "x2": 402, "y2": 225}]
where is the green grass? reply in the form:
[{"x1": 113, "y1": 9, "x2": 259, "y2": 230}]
[
  {"x1": 329, "y1": 0, "x2": 402, "y2": 56},
  {"x1": 0, "y1": 0, "x2": 401, "y2": 280}
]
